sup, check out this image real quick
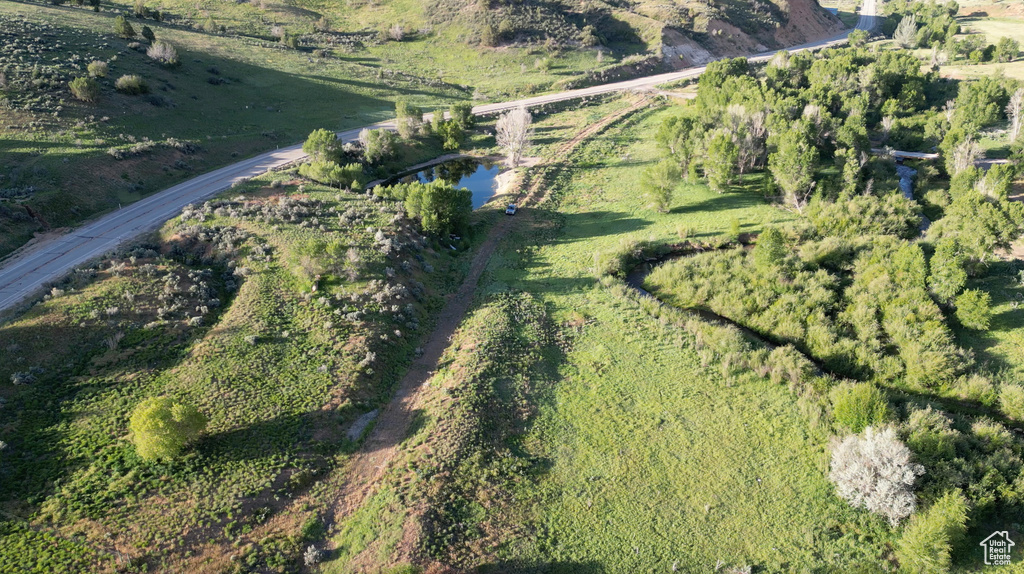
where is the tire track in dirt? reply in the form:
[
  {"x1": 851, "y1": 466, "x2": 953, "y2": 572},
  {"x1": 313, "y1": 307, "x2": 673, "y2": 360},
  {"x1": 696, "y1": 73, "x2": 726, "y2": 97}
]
[{"x1": 321, "y1": 97, "x2": 652, "y2": 554}]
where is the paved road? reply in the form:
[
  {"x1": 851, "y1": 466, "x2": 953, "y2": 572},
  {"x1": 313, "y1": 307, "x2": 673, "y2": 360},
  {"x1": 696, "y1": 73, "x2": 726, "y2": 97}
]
[{"x1": 0, "y1": 2, "x2": 877, "y2": 314}]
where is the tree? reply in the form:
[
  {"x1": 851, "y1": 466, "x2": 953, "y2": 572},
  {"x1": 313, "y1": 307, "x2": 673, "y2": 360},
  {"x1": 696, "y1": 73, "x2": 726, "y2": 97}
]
[
  {"x1": 656, "y1": 114, "x2": 702, "y2": 179},
  {"x1": 995, "y1": 36, "x2": 1020, "y2": 63},
  {"x1": 848, "y1": 29, "x2": 868, "y2": 48},
  {"x1": 129, "y1": 396, "x2": 207, "y2": 461},
  {"x1": 769, "y1": 128, "x2": 818, "y2": 211},
  {"x1": 395, "y1": 100, "x2": 422, "y2": 140},
  {"x1": 402, "y1": 181, "x2": 472, "y2": 236},
  {"x1": 928, "y1": 237, "x2": 967, "y2": 304},
  {"x1": 955, "y1": 289, "x2": 991, "y2": 330},
  {"x1": 1007, "y1": 88, "x2": 1023, "y2": 143},
  {"x1": 449, "y1": 102, "x2": 474, "y2": 129},
  {"x1": 895, "y1": 490, "x2": 969, "y2": 574},
  {"x1": 829, "y1": 426, "x2": 924, "y2": 526},
  {"x1": 496, "y1": 106, "x2": 532, "y2": 167},
  {"x1": 303, "y1": 128, "x2": 341, "y2": 162},
  {"x1": 830, "y1": 383, "x2": 890, "y2": 433},
  {"x1": 949, "y1": 136, "x2": 981, "y2": 176},
  {"x1": 141, "y1": 25, "x2": 155, "y2": 44},
  {"x1": 435, "y1": 119, "x2": 464, "y2": 151},
  {"x1": 360, "y1": 128, "x2": 397, "y2": 163},
  {"x1": 640, "y1": 160, "x2": 679, "y2": 212},
  {"x1": 114, "y1": 15, "x2": 137, "y2": 38},
  {"x1": 68, "y1": 77, "x2": 99, "y2": 102},
  {"x1": 703, "y1": 131, "x2": 738, "y2": 193},
  {"x1": 894, "y1": 14, "x2": 919, "y2": 49}
]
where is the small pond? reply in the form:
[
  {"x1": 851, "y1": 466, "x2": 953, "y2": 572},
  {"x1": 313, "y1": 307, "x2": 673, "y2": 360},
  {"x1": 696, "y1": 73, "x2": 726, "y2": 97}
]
[{"x1": 394, "y1": 158, "x2": 502, "y2": 210}]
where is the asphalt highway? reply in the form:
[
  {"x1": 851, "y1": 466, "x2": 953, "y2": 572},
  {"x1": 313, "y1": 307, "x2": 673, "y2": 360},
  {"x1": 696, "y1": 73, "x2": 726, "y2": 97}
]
[{"x1": 0, "y1": 1, "x2": 877, "y2": 313}]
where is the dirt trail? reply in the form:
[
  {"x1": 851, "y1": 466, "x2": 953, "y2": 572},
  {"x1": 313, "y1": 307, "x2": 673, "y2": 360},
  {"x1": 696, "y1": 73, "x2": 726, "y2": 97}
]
[{"x1": 322, "y1": 97, "x2": 651, "y2": 546}]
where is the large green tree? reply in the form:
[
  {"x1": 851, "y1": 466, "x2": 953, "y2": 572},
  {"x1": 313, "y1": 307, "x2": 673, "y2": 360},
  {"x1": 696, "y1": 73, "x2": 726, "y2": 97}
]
[
  {"x1": 129, "y1": 397, "x2": 207, "y2": 461},
  {"x1": 769, "y1": 127, "x2": 818, "y2": 211},
  {"x1": 302, "y1": 128, "x2": 341, "y2": 162},
  {"x1": 703, "y1": 131, "x2": 738, "y2": 193}
]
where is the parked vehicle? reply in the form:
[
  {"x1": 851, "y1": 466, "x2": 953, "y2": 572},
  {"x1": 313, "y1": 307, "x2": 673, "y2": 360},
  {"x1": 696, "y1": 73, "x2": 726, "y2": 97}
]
[{"x1": 505, "y1": 203, "x2": 518, "y2": 215}]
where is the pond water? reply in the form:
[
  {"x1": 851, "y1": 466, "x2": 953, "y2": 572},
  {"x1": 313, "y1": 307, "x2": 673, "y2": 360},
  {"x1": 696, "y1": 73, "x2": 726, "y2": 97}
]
[{"x1": 396, "y1": 158, "x2": 502, "y2": 210}]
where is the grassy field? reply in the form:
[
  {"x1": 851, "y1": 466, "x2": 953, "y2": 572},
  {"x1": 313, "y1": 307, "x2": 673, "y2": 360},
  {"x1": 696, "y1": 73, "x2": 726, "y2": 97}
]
[
  {"x1": 481, "y1": 105, "x2": 889, "y2": 571},
  {"x1": 339, "y1": 102, "x2": 910, "y2": 572}
]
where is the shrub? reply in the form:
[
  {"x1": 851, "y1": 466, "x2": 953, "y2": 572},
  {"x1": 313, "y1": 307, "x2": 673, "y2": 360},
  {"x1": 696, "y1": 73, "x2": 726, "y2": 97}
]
[
  {"x1": 895, "y1": 490, "x2": 969, "y2": 574},
  {"x1": 830, "y1": 383, "x2": 890, "y2": 433},
  {"x1": 928, "y1": 237, "x2": 966, "y2": 304},
  {"x1": 753, "y1": 226, "x2": 787, "y2": 268},
  {"x1": 87, "y1": 60, "x2": 108, "y2": 78},
  {"x1": 147, "y1": 41, "x2": 179, "y2": 66},
  {"x1": 954, "y1": 289, "x2": 991, "y2": 330},
  {"x1": 114, "y1": 15, "x2": 136, "y2": 38},
  {"x1": 115, "y1": 74, "x2": 149, "y2": 95},
  {"x1": 1000, "y1": 383, "x2": 1024, "y2": 421},
  {"x1": 129, "y1": 396, "x2": 207, "y2": 460},
  {"x1": 68, "y1": 77, "x2": 99, "y2": 102},
  {"x1": 829, "y1": 426, "x2": 924, "y2": 526},
  {"x1": 298, "y1": 161, "x2": 363, "y2": 189},
  {"x1": 639, "y1": 160, "x2": 679, "y2": 212},
  {"x1": 141, "y1": 25, "x2": 155, "y2": 44}
]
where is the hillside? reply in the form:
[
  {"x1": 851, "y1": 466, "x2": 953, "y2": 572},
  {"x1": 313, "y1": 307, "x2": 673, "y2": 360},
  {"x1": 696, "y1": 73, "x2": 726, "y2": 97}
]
[{"x1": 0, "y1": 0, "x2": 842, "y2": 261}]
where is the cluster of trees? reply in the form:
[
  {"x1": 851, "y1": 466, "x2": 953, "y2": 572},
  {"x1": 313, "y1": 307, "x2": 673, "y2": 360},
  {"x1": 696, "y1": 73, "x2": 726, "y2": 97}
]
[
  {"x1": 375, "y1": 180, "x2": 471, "y2": 237},
  {"x1": 886, "y1": 1, "x2": 1019, "y2": 64},
  {"x1": 300, "y1": 128, "x2": 366, "y2": 188},
  {"x1": 652, "y1": 50, "x2": 936, "y2": 209},
  {"x1": 394, "y1": 100, "x2": 475, "y2": 152}
]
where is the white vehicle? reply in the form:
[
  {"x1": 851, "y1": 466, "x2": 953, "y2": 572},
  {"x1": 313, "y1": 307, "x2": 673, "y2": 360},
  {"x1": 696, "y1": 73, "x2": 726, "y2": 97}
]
[{"x1": 505, "y1": 203, "x2": 518, "y2": 215}]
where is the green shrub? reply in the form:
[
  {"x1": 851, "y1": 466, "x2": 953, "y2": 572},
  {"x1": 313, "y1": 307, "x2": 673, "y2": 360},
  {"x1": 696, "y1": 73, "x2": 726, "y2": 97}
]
[
  {"x1": 68, "y1": 77, "x2": 99, "y2": 102},
  {"x1": 954, "y1": 289, "x2": 991, "y2": 330},
  {"x1": 592, "y1": 238, "x2": 666, "y2": 278},
  {"x1": 141, "y1": 25, "x2": 155, "y2": 44},
  {"x1": 1000, "y1": 383, "x2": 1024, "y2": 421},
  {"x1": 297, "y1": 161, "x2": 363, "y2": 189},
  {"x1": 928, "y1": 237, "x2": 967, "y2": 304},
  {"x1": 895, "y1": 490, "x2": 969, "y2": 574},
  {"x1": 115, "y1": 74, "x2": 149, "y2": 95},
  {"x1": 129, "y1": 396, "x2": 207, "y2": 460},
  {"x1": 830, "y1": 383, "x2": 890, "y2": 433},
  {"x1": 754, "y1": 226, "x2": 787, "y2": 268},
  {"x1": 640, "y1": 160, "x2": 679, "y2": 212},
  {"x1": 114, "y1": 15, "x2": 136, "y2": 38},
  {"x1": 87, "y1": 60, "x2": 108, "y2": 78}
]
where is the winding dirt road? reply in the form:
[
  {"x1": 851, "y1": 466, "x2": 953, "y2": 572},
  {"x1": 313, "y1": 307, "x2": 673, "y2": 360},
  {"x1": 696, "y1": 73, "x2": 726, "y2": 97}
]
[{"x1": 0, "y1": 2, "x2": 877, "y2": 314}]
